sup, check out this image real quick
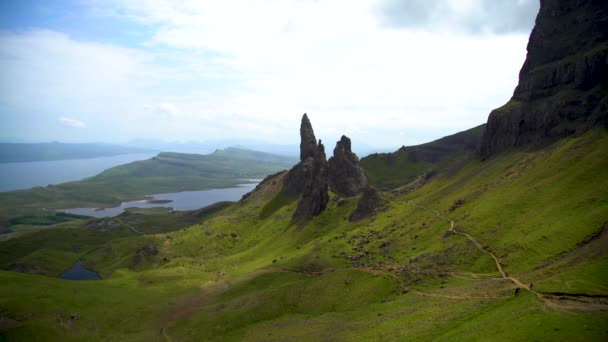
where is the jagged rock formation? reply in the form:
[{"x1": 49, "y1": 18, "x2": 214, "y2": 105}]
[
  {"x1": 349, "y1": 186, "x2": 386, "y2": 222},
  {"x1": 480, "y1": 0, "x2": 608, "y2": 158},
  {"x1": 300, "y1": 114, "x2": 318, "y2": 161},
  {"x1": 284, "y1": 114, "x2": 329, "y2": 219},
  {"x1": 328, "y1": 135, "x2": 367, "y2": 197},
  {"x1": 293, "y1": 142, "x2": 329, "y2": 218}
]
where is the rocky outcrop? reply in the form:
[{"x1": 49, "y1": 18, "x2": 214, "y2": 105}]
[
  {"x1": 328, "y1": 136, "x2": 367, "y2": 197},
  {"x1": 300, "y1": 113, "x2": 318, "y2": 161},
  {"x1": 480, "y1": 0, "x2": 608, "y2": 158},
  {"x1": 293, "y1": 141, "x2": 329, "y2": 218},
  {"x1": 350, "y1": 186, "x2": 386, "y2": 222},
  {"x1": 132, "y1": 244, "x2": 159, "y2": 265},
  {"x1": 284, "y1": 114, "x2": 329, "y2": 219}
]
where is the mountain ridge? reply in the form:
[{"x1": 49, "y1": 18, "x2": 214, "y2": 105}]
[
  {"x1": 480, "y1": 0, "x2": 608, "y2": 157},
  {"x1": 0, "y1": 142, "x2": 155, "y2": 163}
]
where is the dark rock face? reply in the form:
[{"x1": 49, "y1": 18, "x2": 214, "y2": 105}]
[
  {"x1": 328, "y1": 135, "x2": 367, "y2": 197},
  {"x1": 132, "y1": 244, "x2": 159, "y2": 265},
  {"x1": 480, "y1": 0, "x2": 608, "y2": 158},
  {"x1": 350, "y1": 186, "x2": 385, "y2": 222},
  {"x1": 293, "y1": 141, "x2": 329, "y2": 218},
  {"x1": 300, "y1": 113, "x2": 318, "y2": 161},
  {"x1": 284, "y1": 114, "x2": 329, "y2": 219}
]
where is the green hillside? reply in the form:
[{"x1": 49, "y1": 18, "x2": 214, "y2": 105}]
[
  {"x1": 0, "y1": 148, "x2": 296, "y2": 232},
  {"x1": 361, "y1": 124, "x2": 485, "y2": 189},
  {"x1": 2, "y1": 1, "x2": 607, "y2": 339},
  {"x1": 1, "y1": 128, "x2": 606, "y2": 340}
]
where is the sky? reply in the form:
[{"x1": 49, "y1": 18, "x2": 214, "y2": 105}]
[{"x1": 0, "y1": 0, "x2": 540, "y2": 151}]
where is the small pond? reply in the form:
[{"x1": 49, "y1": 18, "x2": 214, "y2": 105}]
[{"x1": 59, "y1": 260, "x2": 101, "y2": 280}]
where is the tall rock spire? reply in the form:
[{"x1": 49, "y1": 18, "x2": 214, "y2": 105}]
[
  {"x1": 300, "y1": 113, "x2": 317, "y2": 161},
  {"x1": 284, "y1": 114, "x2": 329, "y2": 219},
  {"x1": 328, "y1": 135, "x2": 367, "y2": 197},
  {"x1": 294, "y1": 140, "x2": 329, "y2": 218}
]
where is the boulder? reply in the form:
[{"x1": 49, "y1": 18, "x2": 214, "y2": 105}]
[
  {"x1": 350, "y1": 186, "x2": 386, "y2": 221},
  {"x1": 132, "y1": 244, "x2": 159, "y2": 265}
]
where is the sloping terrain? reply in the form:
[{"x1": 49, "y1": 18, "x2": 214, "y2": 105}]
[
  {"x1": 1, "y1": 128, "x2": 606, "y2": 340},
  {"x1": 360, "y1": 124, "x2": 485, "y2": 189},
  {"x1": 1, "y1": 0, "x2": 607, "y2": 340}
]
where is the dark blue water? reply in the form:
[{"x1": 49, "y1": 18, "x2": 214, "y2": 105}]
[
  {"x1": 59, "y1": 261, "x2": 101, "y2": 280},
  {"x1": 63, "y1": 182, "x2": 259, "y2": 218},
  {"x1": 0, "y1": 153, "x2": 156, "y2": 192}
]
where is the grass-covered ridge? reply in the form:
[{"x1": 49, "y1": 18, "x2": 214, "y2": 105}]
[
  {"x1": 360, "y1": 124, "x2": 485, "y2": 189},
  {"x1": 0, "y1": 148, "x2": 296, "y2": 230},
  {"x1": 1, "y1": 128, "x2": 606, "y2": 340}
]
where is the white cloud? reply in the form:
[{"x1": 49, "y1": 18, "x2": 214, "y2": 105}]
[
  {"x1": 145, "y1": 102, "x2": 179, "y2": 117},
  {"x1": 1, "y1": 1, "x2": 536, "y2": 148},
  {"x1": 59, "y1": 117, "x2": 86, "y2": 128}
]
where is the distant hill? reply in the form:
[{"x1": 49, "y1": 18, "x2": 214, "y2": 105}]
[
  {"x1": 0, "y1": 142, "x2": 155, "y2": 163},
  {"x1": 360, "y1": 124, "x2": 485, "y2": 189},
  {"x1": 95, "y1": 147, "x2": 297, "y2": 181},
  {"x1": 0, "y1": 147, "x2": 297, "y2": 228},
  {"x1": 127, "y1": 138, "x2": 392, "y2": 158}
]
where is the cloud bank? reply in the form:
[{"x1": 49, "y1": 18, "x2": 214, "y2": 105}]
[
  {"x1": 0, "y1": 0, "x2": 540, "y2": 149},
  {"x1": 59, "y1": 117, "x2": 86, "y2": 128},
  {"x1": 376, "y1": 0, "x2": 540, "y2": 34}
]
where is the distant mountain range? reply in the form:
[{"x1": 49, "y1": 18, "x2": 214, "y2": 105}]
[
  {"x1": 0, "y1": 139, "x2": 392, "y2": 164},
  {"x1": 126, "y1": 138, "x2": 391, "y2": 158},
  {"x1": 0, "y1": 142, "x2": 155, "y2": 163}
]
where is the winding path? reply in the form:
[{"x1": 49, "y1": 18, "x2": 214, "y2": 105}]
[
  {"x1": 403, "y1": 201, "x2": 607, "y2": 311},
  {"x1": 115, "y1": 219, "x2": 144, "y2": 234},
  {"x1": 158, "y1": 199, "x2": 606, "y2": 339}
]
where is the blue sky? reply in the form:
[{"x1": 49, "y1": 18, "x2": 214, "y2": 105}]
[{"x1": 0, "y1": 0, "x2": 539, "y2": 150}]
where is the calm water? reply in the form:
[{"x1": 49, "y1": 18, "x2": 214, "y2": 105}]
[
  {"x1": 59, "y1": 260, "x2": 101, "y2": 280},
  {"x1": 64, "y1": 183, "x2": 259, "y2": 218},
  {"x1": 0, "y1": 153, "x2": 157, "y2": 192}
]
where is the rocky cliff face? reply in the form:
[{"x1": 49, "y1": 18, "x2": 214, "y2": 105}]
[
  {"x1": 328, "y1": 135, "x2": 367, "y2": 197},
  {"x1": 293, "y1": 142, "x2": 329, "y2": 218},
  {"x1": 480, "y1": 0, "x2": 608, "y2": 158},
  {"x1": 300, "y1": 114, "x2": 318, "y2": 161},
  {"x1": 284, "y1": 115, "x2": 370, "y2": 219},
  {"x1": 284, "y1": 114, "x2": 329, "y2": 219}
]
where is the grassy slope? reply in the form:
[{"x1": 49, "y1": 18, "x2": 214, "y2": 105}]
[
  {"x1": 360, "y1": 124, "x2": 485, "y2": 189},
  {"x1": 1, "y1": 129, "x2": 607, "y2": 340},
  {"x1": 0, "y1": 148, "x2": 296, "y2": 229}
]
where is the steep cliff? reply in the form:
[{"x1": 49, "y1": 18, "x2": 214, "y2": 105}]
[{"x1": 481, "y1": 0, "x2": 608, "y2": 157}]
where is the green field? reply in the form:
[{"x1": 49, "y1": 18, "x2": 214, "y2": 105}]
[{"x1": 1, "y1": 128, "x2": 606, "y2": 340}]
